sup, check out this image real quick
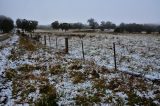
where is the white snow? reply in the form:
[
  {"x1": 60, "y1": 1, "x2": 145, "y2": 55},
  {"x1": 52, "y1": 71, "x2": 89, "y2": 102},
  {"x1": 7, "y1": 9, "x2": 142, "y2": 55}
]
[
  {"x1": 1, "y1": 33, "x2": 160, "y2": 105},
  {"x1": 42, "y1": 34, "x2": 160, "y2": 80},
  {"x1": 0, "y1": 34, "x2": 19, "y2": 105}
]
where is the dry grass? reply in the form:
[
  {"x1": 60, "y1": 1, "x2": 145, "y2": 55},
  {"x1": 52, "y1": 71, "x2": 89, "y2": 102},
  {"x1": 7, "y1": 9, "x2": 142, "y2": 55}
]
[
  {"x1": 50, "y1": 64, "x2": 65, "y2": 75},
  {"x1": 19, "y1": 36, "x2": 37, "y2": 51},
  {"x1": 92, "y1": 78, "x2": 106, "y2": 92},
  {"x1": 69, "y1": 71, "x2": 86, "y2": 84},
  {"x1": 17, "y1": 64, "x2": 35, "y2": 73},
  {"x1": 75, "y1": 94, "x2": 102, "y2": 105},
  {"x1": 8, "y1": 64, "x2": 57, "y2": 105},
  {"x1": 4, "y1": 33, "x2": 160, "y2": 105},
  {"x1": 35, "y1": 84, "x2": 58, "y2": 106},
  {"x1": 8, "y1": 53, "x2": 17, "y2": 61},
  {"x1": 5, "y1": 68, "x2": 17, "y2": 80},
  {"x1": 68, "y1": 62, "x2": 82, "y2": 70}
]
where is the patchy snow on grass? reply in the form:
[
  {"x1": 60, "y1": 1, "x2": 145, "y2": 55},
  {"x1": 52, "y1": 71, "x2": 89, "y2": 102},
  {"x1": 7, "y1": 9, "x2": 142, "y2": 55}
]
[
  {"x1": 43, "y1": 34, "x2": 160, "y2": 80},
  {"x1": 0, "y1": 34, "x2": 19, "y2": 74},
  {"x1": 0, "y1": 34, "x2": 19, "y2": 105},
  {"x1": 1, "y1": 33, "x2": 160, "y2": 105}
]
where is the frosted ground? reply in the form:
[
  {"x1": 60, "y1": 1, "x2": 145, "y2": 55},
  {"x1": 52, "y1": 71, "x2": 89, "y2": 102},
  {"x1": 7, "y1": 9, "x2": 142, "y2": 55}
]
[
  {"x1": 43, "y1": 33, "x2": 160, "y2": 80},
  {"x1": 0, "y1": 33, "x2": 160, "y2": 105}
]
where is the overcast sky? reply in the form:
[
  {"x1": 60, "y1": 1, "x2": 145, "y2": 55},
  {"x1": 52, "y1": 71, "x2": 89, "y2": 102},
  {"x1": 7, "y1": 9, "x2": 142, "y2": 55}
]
[{"x1": 0, "y1": 0, "x2": 160, "y2": 25}]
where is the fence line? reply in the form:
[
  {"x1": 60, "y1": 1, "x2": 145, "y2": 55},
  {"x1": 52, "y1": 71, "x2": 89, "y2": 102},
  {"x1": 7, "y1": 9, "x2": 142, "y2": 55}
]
[{"x1": 28, "y1": 33, "x2": 160, "y2": 80}]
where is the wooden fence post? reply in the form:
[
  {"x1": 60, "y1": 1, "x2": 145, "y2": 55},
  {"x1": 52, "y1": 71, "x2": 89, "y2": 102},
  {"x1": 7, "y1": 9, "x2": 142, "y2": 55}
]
[
  {"x1": 113, "y1": 43, "x2": 117, "y2": 71},
  {"x1": 81, "y1": 40, "x2": 85, "y2": 60},
  {"x1": 65, "y1": 38, "x2": 68, "y2": 53},
  {"x1": 44, "y1": 35, "x2": 46, "y2": 45},
  {"x1": 40, "y1": 36, "x2": 42, "y2": 43},
  {"x1": 31, "y1": 34, "x2": 32, "y2": 38},
  {"x1": 49, "y1": 35, "x2": 51, "y2": 47},
  {"x1": 56, "y1": 37, "x2": 58, "y2": 49}
]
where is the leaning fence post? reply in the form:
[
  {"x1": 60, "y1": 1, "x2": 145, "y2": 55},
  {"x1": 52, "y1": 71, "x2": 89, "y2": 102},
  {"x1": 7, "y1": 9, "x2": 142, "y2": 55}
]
[
  {"x1": 44, "y1": 35, "x2": 46, "y2": 45},
  {"x1": 65, "y1": 38, "x2": 69, "y2": 53},
  {"x1": 113, "y1": 42, "x2": 117, "y2": 71},
  {"x1": 81, "y1": 39, "x2": 85, "y2": 60}
]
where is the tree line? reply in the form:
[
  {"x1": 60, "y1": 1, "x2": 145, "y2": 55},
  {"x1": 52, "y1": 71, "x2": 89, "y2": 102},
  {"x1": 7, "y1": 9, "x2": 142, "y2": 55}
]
[
  {"x1": 16, "y1": 19, "x2": 38, "y2": 32},
  {"x1": 51, "y1": 18, "x2": 160, "y2": 34},
  {"x1": 51, "y1": 21, "x2": 84, "y2": 31},
  {"x1": 51, "y1": 19, "x2": 116, "y2": 31},
  {"x1": 114, "y1": 23, "x2": 160, "y2": 34},
  {"x1": 0, "y1": 15, "x2": 160, "y2": 34},
  {"x1": 0, "y1": 15, "x2": 38, "y2": 33}
]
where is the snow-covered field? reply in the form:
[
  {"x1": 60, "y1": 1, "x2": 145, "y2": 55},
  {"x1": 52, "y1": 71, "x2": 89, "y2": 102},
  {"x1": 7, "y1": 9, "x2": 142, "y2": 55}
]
[
  {"x1": 0, "y1": 33, "x2": 160, "y2": 105},
  {"x1": 42, "y1": 33, "x2": 160, "y2": 80}
]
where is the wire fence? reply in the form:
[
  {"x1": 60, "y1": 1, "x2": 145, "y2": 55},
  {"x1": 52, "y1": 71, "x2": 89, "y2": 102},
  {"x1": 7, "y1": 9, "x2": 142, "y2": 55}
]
[{"x1": 30, "y1": 33, "x2": 160, "y2": 80}]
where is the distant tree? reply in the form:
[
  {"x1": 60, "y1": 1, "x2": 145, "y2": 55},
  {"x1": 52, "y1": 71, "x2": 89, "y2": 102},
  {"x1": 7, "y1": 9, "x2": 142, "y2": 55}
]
[
  {"x1": 157, "y1": 26, "x2": 160, "y2": 34},
  {"x1": 99, "y1": 21, "x2": 116, "y2": 31},
  {"x1": 111, "y1": 23, "x2": 116, "y2": 29},
  {"x1": 0, "y1": 15, "x2": 6, "y2": 32},
  {"x1": 16, "y1": 19, "x2": 22, "y2": 29},
  {"x1": 87, "y1": 18, "x2": 99, "y2": 29},
  {"x1": 51, "y1": 21, "x2": 59, "y2": 30},
  {"x1": 143, "y1": 25, "x2": 153, "y2": 34},
  {"x1": 119, "y1": 23, "x2": 126, "y2": 33},
  {"x1": 114, "y1": 27, "x2": 121, "y2": 33},
  {"x1": 125, "y1": 23, "x2": 143, "y2": 33},
  {"x1": 99, "y1": 21, "x2": 105, "y2": 31},
  {"x1": 105, "y1": 21, "x2": 112, "y2": 29},
  {"x1": 71, "y1": 22, "x2": 83, "y2": 29},
  {"x1": 115, "y1": 23, "x2": 158, "y2": 33},
  {"x1": 59, "y1": 23, "x2": 70, "y2": 31},
  {"x1": 21, "y1": 19, "x2": 28, "y2": 31},
  {"x1": 32, "y1": 21, "x2": 38, "y2": 31},
  {"x1": 105, "y1": 21, "x2": 116, "y2": 29},
  {"x1": 30, "y1": 20, "x2": 38, "y2": 32},
  {"x1": 0, "y1": 16, "x2": 14, "y2": 33},
  {"x1": 25, "y1": 20, "x2": 38, "y2": 32}
]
